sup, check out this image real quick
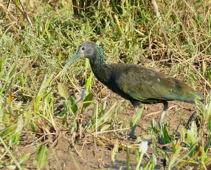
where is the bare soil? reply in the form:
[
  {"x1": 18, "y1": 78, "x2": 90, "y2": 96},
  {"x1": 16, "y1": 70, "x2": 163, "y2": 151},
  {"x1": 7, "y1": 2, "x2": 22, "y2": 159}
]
[{"x1": 11, "y1": 95, "x2": 195, "y2": 170}]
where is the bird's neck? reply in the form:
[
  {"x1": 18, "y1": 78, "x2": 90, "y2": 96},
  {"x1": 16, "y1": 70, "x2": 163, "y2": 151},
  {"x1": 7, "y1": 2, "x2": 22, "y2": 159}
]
[{"x1": 89, "y1": 53, "x2": 111, "y2": 84}]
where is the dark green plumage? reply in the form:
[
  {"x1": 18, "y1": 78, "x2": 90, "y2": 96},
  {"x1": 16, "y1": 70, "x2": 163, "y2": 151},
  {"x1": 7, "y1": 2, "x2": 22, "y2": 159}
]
[{"x1": 63, "y1": 42, "x2": 203, "y2": 127}]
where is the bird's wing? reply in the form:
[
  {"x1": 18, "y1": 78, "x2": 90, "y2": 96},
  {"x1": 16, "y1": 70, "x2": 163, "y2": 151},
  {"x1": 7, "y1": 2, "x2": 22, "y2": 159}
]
[{"x1": 113, "y1": 64, "x2": 198, "y2": 103}]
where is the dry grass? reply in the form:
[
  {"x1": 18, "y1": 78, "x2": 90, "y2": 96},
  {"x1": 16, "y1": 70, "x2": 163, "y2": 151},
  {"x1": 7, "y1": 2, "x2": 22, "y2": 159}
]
[{"x1": 0, "y1": 0, "x2": 211, "y2": 169}]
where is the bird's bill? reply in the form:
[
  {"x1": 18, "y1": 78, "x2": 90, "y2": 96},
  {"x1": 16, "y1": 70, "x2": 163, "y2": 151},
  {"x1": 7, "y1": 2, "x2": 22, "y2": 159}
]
[
  {"x1": 62, "y1": 53, "x2": 81, "y2": 72},
  {"x1": 54, "y1": 53, "x2": 81, "y2": 80}
]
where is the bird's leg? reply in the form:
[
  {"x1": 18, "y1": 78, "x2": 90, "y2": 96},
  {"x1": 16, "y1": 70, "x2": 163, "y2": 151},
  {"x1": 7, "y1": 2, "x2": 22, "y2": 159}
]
[
  {"x1": 128, "y1": 104, "x2": 143, "y2": 139},
  {"x1": 128, "y1": 107, "x2": 139, "y2": 139},
  {"x1": 159, "y1": 101, "x2": 168, "y2": 128}
]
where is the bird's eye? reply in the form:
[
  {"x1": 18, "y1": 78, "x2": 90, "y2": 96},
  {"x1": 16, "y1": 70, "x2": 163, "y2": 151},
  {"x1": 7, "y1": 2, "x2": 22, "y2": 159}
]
[{"x1": 81, "y1": 47, "x2": 85, "y2": 51}]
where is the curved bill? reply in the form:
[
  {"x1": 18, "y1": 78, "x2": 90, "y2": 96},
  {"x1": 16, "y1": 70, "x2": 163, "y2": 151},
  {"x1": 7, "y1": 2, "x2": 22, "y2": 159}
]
[
  {"x1": 62, "y1": 53, "x2": 81, "y2": 72},
  {"x1": 54, "y1": 53, "x2": 80, "y2": 79}
]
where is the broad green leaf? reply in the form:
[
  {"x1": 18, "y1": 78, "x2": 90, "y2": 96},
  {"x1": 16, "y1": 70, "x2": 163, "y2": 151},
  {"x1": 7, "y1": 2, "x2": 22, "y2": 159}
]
[
  {"x1": 85, "y1": 73, "x2": 93, "y2": 92},
  {"x1": 186, "y1": 121, "x2": 198, "y2": 146},
  {"x1": 10, "y1": 115, "x2": 24, "y2": 145},
  {"x1": 35, "y1": 145, "x2": 48, "y2": 169},
  {"x1": 67, "y1": 97, "x2": 78, "y2": 113},
  {"x1": 208, "y1": 115, "x2": 211, "y2": 132},
  {"x1": 19, "y1": 153, "x2": 30, "y2": 164},
  {"x1": 160, "y1": 125, "x2": 171, "y2": 144},
  {"x1": 100, "y1": 124, "x2": 110, "y2": 132},
  {"x1": 151, "y1": 119, "x2": 158, "y2": 134},
  {"x1": 130, "y1": 107, "x2": 144, "y2": 127},
  {"x1": 31, "y1": 121, "x2": 36, "y2": 132},
  {"x1": 82, "y1": 93, "x2": 93, "y2": 109},
  {"x1": 37, "y1": 74, "x2": 54, "y2": 98},
  {"x1": 204, "y1": 135, "x2": 211, "y2": 152},
  {"x1": 58, "y1": 83, "x2": 69, "y2": 99}
]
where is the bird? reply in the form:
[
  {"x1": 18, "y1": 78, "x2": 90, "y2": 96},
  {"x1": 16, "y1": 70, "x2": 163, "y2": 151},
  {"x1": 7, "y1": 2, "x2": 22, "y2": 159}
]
[{"x1": 62, "y1": 42, "x2": 203, "y2": 128}]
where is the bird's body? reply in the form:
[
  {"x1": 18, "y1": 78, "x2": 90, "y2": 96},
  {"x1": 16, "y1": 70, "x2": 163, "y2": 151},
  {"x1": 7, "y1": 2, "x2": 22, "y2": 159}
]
[
  {"x1": 90, "y1": 62, "x2": 200, "y2": 106},
  {"x1": 63, "y1": 42, "x2": 203, "y2": 127}
]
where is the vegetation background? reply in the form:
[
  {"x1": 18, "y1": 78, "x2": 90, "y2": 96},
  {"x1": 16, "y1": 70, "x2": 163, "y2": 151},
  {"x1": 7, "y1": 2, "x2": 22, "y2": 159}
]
[{"x1": 0, "y1": 0, "x2": 211, "y2": 169}]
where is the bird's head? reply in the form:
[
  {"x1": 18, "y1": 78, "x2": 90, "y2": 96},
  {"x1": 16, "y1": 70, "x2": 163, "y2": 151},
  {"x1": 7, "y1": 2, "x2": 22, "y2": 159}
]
[
  {"x1": 76, "y1": 42, "x2": 97, "y2": 59},
  {"x1": 62, "y1": 42, "x2": 103, "y2": 71}
]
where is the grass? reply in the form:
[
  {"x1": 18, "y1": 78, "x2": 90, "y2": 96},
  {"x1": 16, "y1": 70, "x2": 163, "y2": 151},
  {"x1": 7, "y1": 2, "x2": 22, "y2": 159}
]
[{"x1": 0, "y1": 0, "x2": 211, "y2": 169}]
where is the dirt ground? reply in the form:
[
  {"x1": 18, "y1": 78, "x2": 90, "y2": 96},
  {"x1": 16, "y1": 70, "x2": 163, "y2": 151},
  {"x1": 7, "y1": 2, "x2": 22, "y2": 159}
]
[{"x1": 12, "y1": 94, "x2": 195, "y2": 170}]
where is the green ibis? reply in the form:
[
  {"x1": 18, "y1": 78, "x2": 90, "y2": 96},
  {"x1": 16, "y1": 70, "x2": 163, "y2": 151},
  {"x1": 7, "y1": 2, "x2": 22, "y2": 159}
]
[{"x1": 62, "y1": 42, "x2": 203, "y2": 127}]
